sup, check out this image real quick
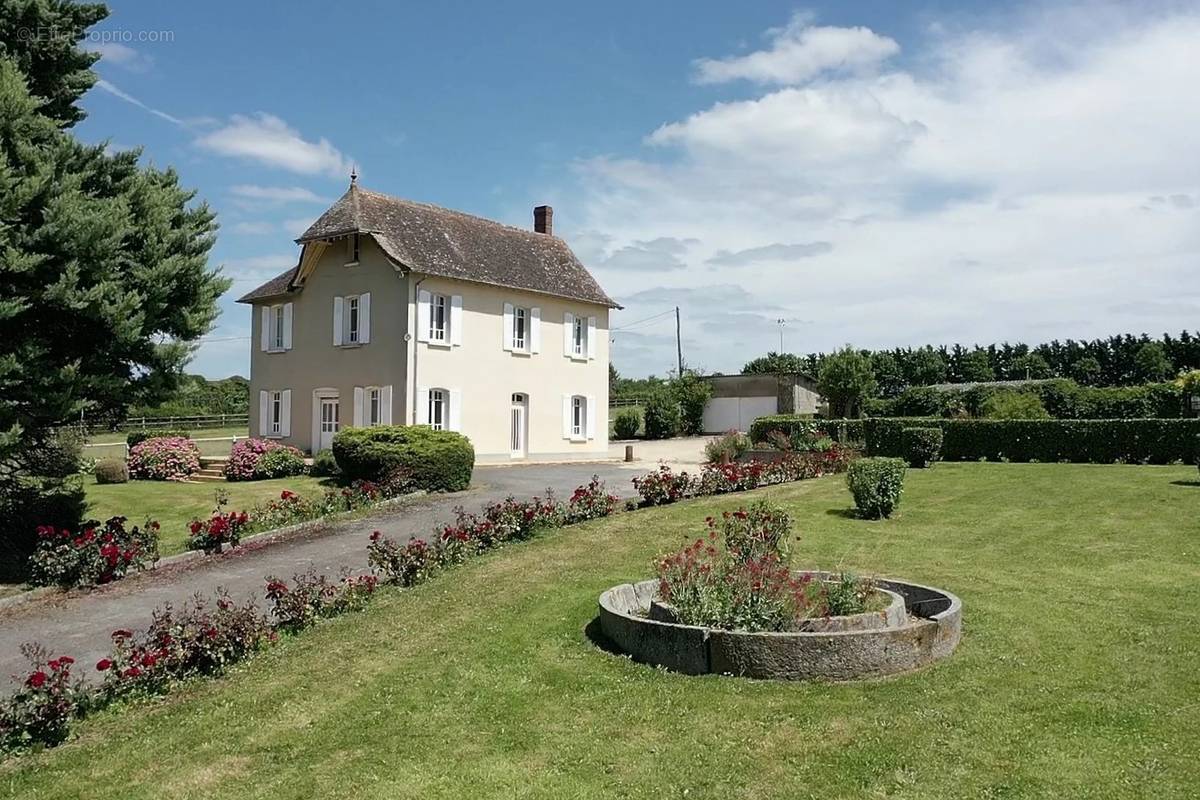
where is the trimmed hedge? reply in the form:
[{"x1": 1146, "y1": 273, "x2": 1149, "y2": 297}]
[
  {"x1": 93, "y1": 458, "x2": 129, "y2": 484},
  {"x1": 871, "y1": 380, "x2": 1186, "y2": 420},
  {"x1": 864, "y1": 418, "x2": 1200, "y2": 464},
  {"x1": 332, "y1": 425, "x2": 474, "y2": 492},
  {"x1": 748, "y1": 416, "x2": 866, "y2": 446},
  {"x1": 901, "y1": 427, "x2": 943, "y2": 468}
]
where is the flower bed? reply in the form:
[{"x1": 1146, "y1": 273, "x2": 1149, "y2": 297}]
[
  {"x1": 632, "y1": 446, "x2": 853, "y2": 508},
  {"x1": 126, "y1": 437, "x2": 201, "y2": 481},
  {"x1": 264, "y1": 570, "x2": 378, "y2": 632},
  {"x1": 28, "y1": 517, "x2": 160, "y2": 589},
  {"x1": 224, "y1": 438, "x2": 306, "y2": 481}
]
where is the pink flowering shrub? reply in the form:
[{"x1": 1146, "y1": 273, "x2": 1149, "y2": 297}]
[
  {"x1": 0, "y1": 644, "x2": 86, "y2": 752},
  {"x1": 264, "y1": 570, "x2": 379, "y2": 632},
  {"x1": 224, "y1": 438, "x2": 306, "y2": 481},
  {"x1": 28, "y1": 517, "x2": 160, "y2": 589},
  {"x1": 126, "y1": 436, "x2": 200, "y2": 481}
]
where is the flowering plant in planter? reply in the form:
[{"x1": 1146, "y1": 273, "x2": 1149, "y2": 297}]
[
  {"x1": 127, "y1": 436, "x2": 201, "y2": 481},
  {"x1": 563, "y1": 475, "x2": 620, "y2": 523},
  {"x1": 632, "y1": 465, "x2": 694, "y2": 506},
  {"x1": 0, "y1": 644, "x2": 87, "y2": 752},
  {"x1": 264, "y1": 570, "x2": 379, "y2": 632},
  {"x1": 28, "y1": 517, "x2": 160, "y2": 589},
  {"x1": 97, "y1": 591, "x2": 273, "y2": 699}
]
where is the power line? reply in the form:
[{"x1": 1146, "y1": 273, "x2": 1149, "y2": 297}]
[{"x1": 612, "y1": 309, "x2": 676, "y2": 332}]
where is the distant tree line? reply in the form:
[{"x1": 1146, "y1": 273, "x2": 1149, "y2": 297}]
[
  {"x1": 740, "y1": 332, "x2": 1200, "y2": 395},
  {"x1": 129, "y1": 374, "x2": 249, "y2": 418}
]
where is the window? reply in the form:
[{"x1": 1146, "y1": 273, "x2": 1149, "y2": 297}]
[
  {"x1": 368, "y1": 387, "x2": 381, "y2": 426},
  {"x1": 572, "y1": 316, "x2": 586, "y2": 357},
  {"x1": 270, "y1": 305, "x2": 285, "y2": 350},
  {"x1": 428, "y1": 389, "x2": 447, "y2": 431},
  {"x1": 571, "y1": 396, "x2": 585, "y2": 438},
  {"x1": 347, "y1": 296, "x2": 360, "y2": 343},
  {"x1": 347, "y1": 233, "x2": 360, "y2": 265},
  {"x1": 512, "y1": 306, "x2": 528, "y2": 351},
  {"x1": 270, "y1": 391, "x2": 283, "y2": 435},
  {"x1": 430, "y1": 294, "x2": 448, "y2": 342}
]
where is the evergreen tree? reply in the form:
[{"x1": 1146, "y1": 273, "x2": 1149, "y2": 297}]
[
  {"x1": 1133, "y1": 342, "x2": 1171, "y2": 383},
  {"x1": 742, "y1": 351, "x2": 807, "y2": 374},
  {"x1": 908, "y1": 346, "x2": 947, "y2": 386},
  {"x1": 818, "y1": 346, "x2": 876, "y2": 418},
  {"x1": 959, "y1": 350, "x2": 995, "y2": 382}
]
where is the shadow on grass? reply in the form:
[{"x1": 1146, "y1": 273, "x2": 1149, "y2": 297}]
[
  {"x1": 824, "y1": 508, "x2": 860, "y2": 520},
  {"x1": 583, "y1": 616, "x2": 623, "y2": 657},
  {"x1": 1169, "y1": 480, "x2": 1200, "y2": 488}
]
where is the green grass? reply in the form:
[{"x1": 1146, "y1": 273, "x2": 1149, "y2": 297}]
[
  {"x1": 4, "y1": 463, "x2": 1199, "y2": 799},
  {"x1": 84, "y1": 427, "x2": 250, "y2": 459},
  {"x1": 83, "y1": 474, "x2": 332, "y2": 556}
]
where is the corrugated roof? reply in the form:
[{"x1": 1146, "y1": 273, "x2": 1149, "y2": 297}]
[{"x1": 237, "y1": 184, "x2": 617, "y2": 306}]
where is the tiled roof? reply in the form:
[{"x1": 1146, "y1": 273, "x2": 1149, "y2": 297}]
[{"x1": 237, "y1": 184, "x2": 617, "y2": 306}]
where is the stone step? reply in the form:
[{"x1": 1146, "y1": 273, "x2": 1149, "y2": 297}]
[{"x1": 189, "y1": 473, "x2": 227, "y2": 482}]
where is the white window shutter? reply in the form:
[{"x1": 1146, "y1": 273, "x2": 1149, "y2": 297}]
[
  {"x1": 359, "y1": 293, "x2": 371, "y2": 344},
  {"x1": 450, "y1": 295, "x2": 463, "y2": 346},
  {"x1": 502, "y1": 303, "x2": 514, "y2": 351},
  {"x1": 416, "y1": 290, "x2": 431, "y2": 343},
  {"x1": 258, "y1": 391, "x2": 269, "y2": 435},
  {"x1": 333, "y1": 296, "x2": 344, "y2": 346},
  {"x1": 449, "y1": 389, "x2": 462, "y2": 431},
  {"x1": 530, "y1": 307, "x2": 541, "y2": 353},
  {"x1": 416, "y1": 386, "x2": 429, "y2": 424},
  {"x1": 380, "y1": 385, "x2": 393, "y2": 425},
  {"x1": 280, "y1": 390, "x2": 292, "y2": 437},
  {"x1": 585, "y1": 395, "x2": 596, "y2": 440},
  {"x1": 563, "y1": 312, "x2": 574, "y2": 356},
  {"x1": 353, "y1": 386, "x2": 364, "y2": 427},
  {"x1": 587, "y1": 316, "x2": 597, "y2": 360},
  {"x1": 282, "y1": 303, "x2": 293, "y2": 350},
  {"x1": 562, "y1": 394, "x2": 572, "y2": 439},
  {"x1": 260, "y1": 307, "x2": 270, "y2": 352}
]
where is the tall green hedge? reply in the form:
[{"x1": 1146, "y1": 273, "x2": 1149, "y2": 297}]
[
  {"x1": 864, "y1": 418, "x2": 1200, "y2": 464},
  {"x1": 331, "y1": 425, "x2": 474, "y2": 492},
  {"x1": 748, "y1": 416, "x2": 865, "y2": 445}
]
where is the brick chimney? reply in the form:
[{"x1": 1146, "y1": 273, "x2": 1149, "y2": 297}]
[{"x1": 533, "y1": 205, "x2": 553, "y2": 235}]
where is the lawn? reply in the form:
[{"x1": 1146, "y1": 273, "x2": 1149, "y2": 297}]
[
  {"x1": 83, "y1": 474, "x2": 333, "y2": 556},
  {"x1": 4, "y1": 463, "x2": 1199, "y2": 799},
  {"x1": 83, "y1": 427, "x2": 250, "y2": 460}
]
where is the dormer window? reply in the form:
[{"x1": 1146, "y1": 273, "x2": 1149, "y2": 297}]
[{"x1": 346, "y1": 233, "x2": 360, "y2": 266}]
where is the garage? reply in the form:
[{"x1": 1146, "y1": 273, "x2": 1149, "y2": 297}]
[{"x1": 701, "y1": 372, "x2": 823, "y2": 435}]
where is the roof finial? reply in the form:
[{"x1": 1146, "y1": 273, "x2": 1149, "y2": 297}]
[{"x1": 350, "y1": 165, "x2": 358, "y2": 186}]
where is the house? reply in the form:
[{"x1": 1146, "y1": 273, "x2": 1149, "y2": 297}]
[
  {"x1": 700, "y1": 372, "x2": 824, "y2": 434},
  {"x1": 236, "y1": 177, "x2": 619, "y2": 463}
]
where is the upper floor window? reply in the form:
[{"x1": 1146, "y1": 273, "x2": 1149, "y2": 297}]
[
  {"x1": 270, "y1": 305, "x2": 285, "y2": 350},
  {"x1": 512, "y1": 306, "x2": 528, "y2": 351},
  {"x1": 261, "y1": 302, "x2": 292, "y2": 352},
  {"x1": 346, "y1": 233, "x2": 360, "y2": 265},
  {"x1": 430, "y1": 294, "x2": 448, "y2": 342},
  {"x1": 563, "y1": 312, "x2": 594, "y2": 360},
  {"x1": 347, "y1": 296, "x2": 360, "y2": 343},
  {"x1": 572, "y1": 316, "x2": 586, "y2": 357},
  {"x1": 333, "y1": 294, "x2": 370, "y2": 346}
]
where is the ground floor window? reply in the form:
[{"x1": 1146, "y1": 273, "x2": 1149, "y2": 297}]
[
  {"x1": 429, "y1": 389, "x2": 447, "y2": 431},
  {"x1": 270, "y1": 391, "x2": 282, "y2": 435},
  {"x1": 571, "y1": 395, "x2": 585, "y2": 438},
  {"x1": 369, "y1": 387, "x2": 381, "y2": 426}
]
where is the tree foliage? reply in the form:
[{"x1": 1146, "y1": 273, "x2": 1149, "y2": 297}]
[{"x1": 818, "y1": 346, "x2": 876, "y2": 418}]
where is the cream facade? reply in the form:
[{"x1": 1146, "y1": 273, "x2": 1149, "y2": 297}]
[{"x1": 243, "y1": 190, "x2": 613, "y2": 463}]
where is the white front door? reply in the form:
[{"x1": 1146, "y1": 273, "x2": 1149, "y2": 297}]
[
  {"x1": 510, "y1": 393, "x2": 527, "y2": 458},
  {"x1": 318, "y1": 396, "x2": 340, "y2": 451}
]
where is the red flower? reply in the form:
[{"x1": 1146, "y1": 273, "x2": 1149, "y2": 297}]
[
  {"x1": 141, "y1": 653, "x2": 158, "y2": 667},
  {"x1": 123, "y1": 666, "x2": 142, "y2": 679},
  {"x1": 96, "y1": 658, "x2": 113, "y2": 671},
  {"x1": 27, "y1": 670, "x2": 47, "y2": 688}
]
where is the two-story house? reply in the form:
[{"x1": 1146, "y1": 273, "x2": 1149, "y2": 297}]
[{"x1": 236, "y1": 178, "x2": 618, "y2": 463}]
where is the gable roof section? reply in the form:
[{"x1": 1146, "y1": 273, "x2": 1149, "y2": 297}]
[{"x1": 237, "y1": 184, "x2": 618, "y2": 306}]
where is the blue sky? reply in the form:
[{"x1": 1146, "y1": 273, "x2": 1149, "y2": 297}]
[{"x1": 77, "y1": 1, "x2": 1200, "y2": 378}]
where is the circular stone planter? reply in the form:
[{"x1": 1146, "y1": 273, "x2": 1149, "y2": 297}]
[{"x1": 598, "y1": 572, "x2": 961, "y2": 681}]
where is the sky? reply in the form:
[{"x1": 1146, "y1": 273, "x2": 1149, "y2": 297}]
[{"x1": 74, "y1": 0, "x2": 1200, "y2": 379}]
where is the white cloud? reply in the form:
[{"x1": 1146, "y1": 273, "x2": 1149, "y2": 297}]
[
  {"x1": 694, "y1": 13, "x2": 899, "y2": 85},
  {"x1": 564, "y1": 5, "x2": 1200, "y2": 377},
  {"x1": 229, "y1": 185, "x2": 328, "y2": 203},
  {"x1": 94, "y1": 79, "x2": 183, "y2": 125},
  {"x1": 86, "y1": 42, "x2": 153, "y2": 71},
  {"x1": 197, "y1": 114, "x2": 352, "y2": 177},
  {"x1": 230, "y1": 221, "x2": 277, "y2": 235},
  {"x1": 222, "y1": 253, "x2": 297, "y2": 284}
]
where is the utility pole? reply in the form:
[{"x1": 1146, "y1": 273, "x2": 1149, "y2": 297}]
[{"x1": 675, "y1": 306, "x2": 683, "y2": 377}]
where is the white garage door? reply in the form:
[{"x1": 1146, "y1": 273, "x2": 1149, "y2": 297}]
[{"x1": 702, "y1": 396, "x2": 778, "y2": 434}]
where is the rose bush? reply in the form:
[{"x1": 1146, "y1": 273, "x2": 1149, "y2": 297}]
[
  {"x1": 126, "y1": 437, "x2": 200, "y2": 481},
  {"x1": 265, "y1": 570, "x2": 378, "y2": 632},
  {"x1": 0, "y1": 644, "x2": 86, "y2": 752},
  {"x1": 28, "y1": 517, "x2": 160, "y2": 589}
]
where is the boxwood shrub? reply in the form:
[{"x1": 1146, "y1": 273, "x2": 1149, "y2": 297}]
[
  {"x1": 332, "y1": 425, "x2": 474, "y2": 492},
  {"x1": 93, "y1": 458, "x2": 129, "y2": 484},
  {"x1": 748, "y1": 416, "x2": 865, "y2": 446},
  {"x1": 901, "y1": 427, "x2": 943, "y2": 468},
  {"x1": 865, "y1": 418, "x2": 1200, "y2": 464},
  {"x1": 846, "y1": 457, "x2": 906, "y2": 519}
]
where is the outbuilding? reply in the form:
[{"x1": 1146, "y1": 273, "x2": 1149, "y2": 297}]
[{"x1": 700, "y1": 372, "x2": 823, "y2": 434}]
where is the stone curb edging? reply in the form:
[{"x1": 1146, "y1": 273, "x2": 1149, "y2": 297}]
[
  {"x1": 598, "y1": 574, "x2": 962, "y2": 681},
  {"x1": 0, "y1": 491, "x2": 426, "y2": 613}
]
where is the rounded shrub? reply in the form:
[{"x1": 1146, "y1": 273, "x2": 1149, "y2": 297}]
[
  {"x1": 225, "y1": 438, "x2": 305, "y2": 481},
  {"x1": 127, "y1": 437, "x2": 201, "y2": 481},
  {"x1": 126, "y1": 429, "x2": 190, "y2": 448},
  {"x1": 846, "y1": 457, "x2": 907, "y2": 519},
  {"x1": 310, "y1": 448, "x2": 341, "y2": 478},
  {"x1": 642, "y1": 389, "x2": 680, "y2": 440},
  {"x1": 332, "y1": 425, "x2": 474, "y2": 492},
  {"x1": 613, "y1": 408, "x2": 641, "y2": 439},
  {"x1": 93, "y1": 458, "x2": 129, "y2": 484},
  {"x1": 901, "y1": 426, "x2": 943, "y2": 468}
]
